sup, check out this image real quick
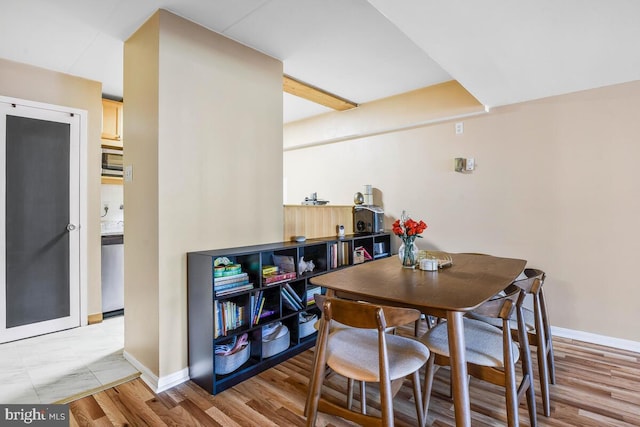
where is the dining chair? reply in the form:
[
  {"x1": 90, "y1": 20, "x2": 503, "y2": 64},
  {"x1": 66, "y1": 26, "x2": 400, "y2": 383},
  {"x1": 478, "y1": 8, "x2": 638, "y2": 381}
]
[
  {"x1": 420, "y1": 288, "x2": 537, "y2": 427},
  {"x1": 467, "y1": 268, "x2": 555, "y2": 416},
  {"x1": 313, "y1": 314, "x2": 398, "y2": 414},
  {"x1": 305, "y1": 295, "x2": 430, "y2": 427}
]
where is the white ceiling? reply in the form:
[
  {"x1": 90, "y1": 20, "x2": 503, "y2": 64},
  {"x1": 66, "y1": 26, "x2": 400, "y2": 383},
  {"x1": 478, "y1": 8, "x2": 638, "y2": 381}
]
[{"x1": 1, "y1": 0, "x2": 639, "y2": 123}]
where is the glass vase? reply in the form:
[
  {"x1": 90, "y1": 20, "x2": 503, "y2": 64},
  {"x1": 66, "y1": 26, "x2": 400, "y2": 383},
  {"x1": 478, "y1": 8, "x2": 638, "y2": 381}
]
[{"x1": 398, "y1": 240, "x2": 418, "y2": 269}]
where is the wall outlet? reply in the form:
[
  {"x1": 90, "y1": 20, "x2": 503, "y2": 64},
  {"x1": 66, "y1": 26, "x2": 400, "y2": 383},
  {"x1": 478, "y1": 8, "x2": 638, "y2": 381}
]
[{"x1": 455, "y1": 122, "x2": 464, "y2": 135}]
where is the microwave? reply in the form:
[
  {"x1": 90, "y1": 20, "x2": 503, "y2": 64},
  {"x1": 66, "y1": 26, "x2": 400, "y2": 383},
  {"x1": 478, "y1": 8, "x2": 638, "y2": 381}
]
[{"x1": 102, "y1": 147, "x2": 123, "y2": 176}]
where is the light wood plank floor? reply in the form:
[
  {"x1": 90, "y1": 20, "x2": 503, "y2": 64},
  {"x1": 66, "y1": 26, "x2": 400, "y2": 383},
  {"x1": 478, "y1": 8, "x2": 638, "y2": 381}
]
[{"x1": 69, "y1": 322, "x2": 640, "y2": 426}]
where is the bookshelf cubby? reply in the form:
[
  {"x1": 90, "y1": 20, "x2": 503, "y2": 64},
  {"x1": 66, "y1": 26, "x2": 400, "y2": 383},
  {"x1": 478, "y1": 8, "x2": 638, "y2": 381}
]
[{"x1": 187, "y1": 232, "x2": 391, "y2": 394}]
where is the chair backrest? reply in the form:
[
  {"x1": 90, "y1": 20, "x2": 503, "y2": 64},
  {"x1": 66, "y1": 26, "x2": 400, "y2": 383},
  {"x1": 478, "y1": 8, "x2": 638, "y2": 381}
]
[
  {"x1": 512, "y1": 268, "x2": 544, "y2": 295},
  {"x1": 310, "y1": 294, "x2": 424, "y2": 426},
  {"x1": 473, "y1": 285, "x2": 529, "y2": 358},
  {"x1": 314, "y1": 294, "x2": 421, "y2": 331},
  {"x1": 470, "y1": 286, "x2": 533, "y2": 426}
]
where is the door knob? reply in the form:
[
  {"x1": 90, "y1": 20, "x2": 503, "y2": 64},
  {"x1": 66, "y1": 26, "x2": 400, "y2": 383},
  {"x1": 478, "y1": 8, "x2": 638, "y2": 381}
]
[{"x1": 66, "y1": 223, "x2": 77, "y2": 231}]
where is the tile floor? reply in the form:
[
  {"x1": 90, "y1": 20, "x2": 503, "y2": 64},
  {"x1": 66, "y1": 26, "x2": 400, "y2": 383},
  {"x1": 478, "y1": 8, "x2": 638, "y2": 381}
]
[{"x1": 0, "y1": 315, "x2": 139, "y2": 404}]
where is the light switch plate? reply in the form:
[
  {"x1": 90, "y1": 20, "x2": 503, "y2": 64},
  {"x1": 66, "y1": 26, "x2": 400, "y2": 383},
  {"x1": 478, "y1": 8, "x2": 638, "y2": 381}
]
[
  {"x1": 465, "y1": 158, "x2": 475, "y2": 171},
  {"x1": 124, "y1": 165, "x2": 133, "y2": 182}
]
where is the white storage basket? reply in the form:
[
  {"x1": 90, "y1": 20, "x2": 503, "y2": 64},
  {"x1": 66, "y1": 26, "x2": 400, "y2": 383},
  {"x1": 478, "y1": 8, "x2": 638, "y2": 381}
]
[
  {"x1": 215, "y1": 343, "x2": 250, "y2": 375},
  {"x1": 299, "y1": 316, "x2": 317, "y2": 338},
  {"x1": 262, "y1": 324, "x2": 290, "y2": 358}
]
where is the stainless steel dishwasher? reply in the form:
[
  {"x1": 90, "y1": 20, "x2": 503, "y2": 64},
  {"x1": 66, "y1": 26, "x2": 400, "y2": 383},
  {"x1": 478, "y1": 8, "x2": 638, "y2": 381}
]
[{"x1": 101, "y1": 234, "x2": 124, "y2": 316}]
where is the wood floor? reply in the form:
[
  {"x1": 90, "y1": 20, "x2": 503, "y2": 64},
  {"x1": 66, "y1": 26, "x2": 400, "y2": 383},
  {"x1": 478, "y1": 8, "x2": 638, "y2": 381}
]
[{"x1": 69, "y1": 322, "x2": 640, "y2": 426}]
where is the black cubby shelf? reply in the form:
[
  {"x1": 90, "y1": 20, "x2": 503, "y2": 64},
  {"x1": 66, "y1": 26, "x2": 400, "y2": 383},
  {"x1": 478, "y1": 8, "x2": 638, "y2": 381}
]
[{"x1": 187, "y1": 232, "x2": 391, "y2": 395}]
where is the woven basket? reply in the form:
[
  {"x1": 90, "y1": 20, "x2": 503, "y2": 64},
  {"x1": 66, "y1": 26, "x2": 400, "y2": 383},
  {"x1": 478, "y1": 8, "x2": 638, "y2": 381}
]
[
  {"x1": 262, "y1": 328, "x2": 290, "y2": 358},
  {"x1": 215, "y1": 343, "x2": 250, "y2": 375}
]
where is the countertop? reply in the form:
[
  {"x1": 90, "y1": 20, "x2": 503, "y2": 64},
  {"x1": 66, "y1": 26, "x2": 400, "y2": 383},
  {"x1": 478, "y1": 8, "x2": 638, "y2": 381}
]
[{"x1": 102, "y1": 234, "x2": 123, "y2": 245}]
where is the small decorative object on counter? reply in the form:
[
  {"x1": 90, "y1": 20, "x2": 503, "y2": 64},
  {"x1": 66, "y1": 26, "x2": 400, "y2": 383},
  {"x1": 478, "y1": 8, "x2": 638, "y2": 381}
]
[
  {"x1": 337, "y1": 224, "x2": 345, "y2": 238},
  {"x1": 417, "y1": 250, "x2": 453, "y2": 269},
  {"x1": 354, "y1": 192, "x2": 364, "y2": 205},
  {"x1": 298, "y1": 257, "x2": 315, "y2": 273},
  {"x1": 363, "y1": 184, "x2": 373, "y2": 205},
  {"x1": 392, "y1": 210, "x2": 428, "y2": 269},
  {"x1": 302, "y1": 192, "x2": 329, "y2": 205},
  {"x1": 419, "y1": 257, "x2": 438, "y2": 271}
]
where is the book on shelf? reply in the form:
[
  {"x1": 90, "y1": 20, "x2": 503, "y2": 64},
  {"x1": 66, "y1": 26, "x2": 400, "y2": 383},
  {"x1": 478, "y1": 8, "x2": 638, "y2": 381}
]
[
  {"x1": 330, "y1": 243, "x2": 338, "y2": 269},
  {"x1": 282, "y1": 288, "x2": 302, "y2": 311},
  {"x1": 263, "y1": 271, "x2": 297, "y2": 285},
  {"x1": 214, "y1": 272, "x2": 248, "y2": 285},
  {"x1": 339, "y1": 242, "x2": 349, "y2": 266},
  {"x1": 214, "y1": 279, "x2": 250, "y2": 291},
  {"x1": 306, "y1": 286, "x2": 322, "y2": 306},
  {"x1": 215, "y1": 283, "x2": 254, "y2": 297},
  {"x1": 259, "y1": 309, "x2": 277, "y2": 319},
  {"x1": 254, "y1": 296, "x2": 266, "y2": 325},
  {"x1": 283, "y1": 283, "x2": 304, "y2": 306},
  {"x1": 215, "y1": 300, "x2": 246, "y2": 338},
  {"x1": 252, "y1": 290, "x2": 268, "y2": 325},
  {"x1": 262, "y1": 265, "x2": 279, "y2": 276}
]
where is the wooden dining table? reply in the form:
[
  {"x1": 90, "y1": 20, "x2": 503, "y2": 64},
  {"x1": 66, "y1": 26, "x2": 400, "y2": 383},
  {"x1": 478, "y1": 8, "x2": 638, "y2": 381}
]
[{"x1": 309, "y1": 252, "x2": 527, "y2": 427}]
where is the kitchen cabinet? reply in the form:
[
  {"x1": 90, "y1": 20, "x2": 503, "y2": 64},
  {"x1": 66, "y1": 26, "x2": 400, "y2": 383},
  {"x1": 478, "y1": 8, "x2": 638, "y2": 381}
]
[
  {"x1": 187, "y1": 232, "x2": 391, "y2": 395},
  {"x1": 101, "y1": 98, "x2": 124, "y2": 184},
  {"x1": 101, "y1": 99, "x2": 123, "y2": 147},
  {"x1": 101, "y1": 176, "x2": 123, "y2": 185}
]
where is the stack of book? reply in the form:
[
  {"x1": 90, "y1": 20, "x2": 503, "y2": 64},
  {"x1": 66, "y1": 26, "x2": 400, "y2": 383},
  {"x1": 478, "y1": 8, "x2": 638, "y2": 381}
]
[
  {"x1": 281, "y1": 283, "x2": 304, "y2": 311},
  {"x1": 306, "y1": 286, "x2": 322, "y2": 306},
  {"x1": 214, "y1": 271, "x2": 254, "y2": 297},
  {"x1": 262, "y1": 264, "x2": 297, "y2": 286}
]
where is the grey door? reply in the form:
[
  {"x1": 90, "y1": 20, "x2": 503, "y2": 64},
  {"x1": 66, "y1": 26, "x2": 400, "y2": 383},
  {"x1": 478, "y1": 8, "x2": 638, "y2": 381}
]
[{"x1": 0, "y1": 101, "x2": 80, "y2": 343}]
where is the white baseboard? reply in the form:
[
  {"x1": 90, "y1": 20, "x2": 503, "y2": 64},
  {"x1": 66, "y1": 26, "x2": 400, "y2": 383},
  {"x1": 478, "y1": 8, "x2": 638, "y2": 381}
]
[
  {"x1": 123, "y1": 350, "x2": 190, "y2": 393},
  {"x1": 551, "y1": 326, "x2": 640, "y2": 353},
  {"x1": 122, "y1": 327, "x2": 639, "y2": 396}
]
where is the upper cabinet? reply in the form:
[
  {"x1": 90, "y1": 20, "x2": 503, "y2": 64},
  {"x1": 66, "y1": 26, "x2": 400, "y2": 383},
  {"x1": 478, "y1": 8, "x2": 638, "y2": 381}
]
[
  {"x1": 101, "y1": 99, "x2": 124, "y2": 184},
  {"x1": 101, "y1": 99, "x2": 123, "y2": 148}
]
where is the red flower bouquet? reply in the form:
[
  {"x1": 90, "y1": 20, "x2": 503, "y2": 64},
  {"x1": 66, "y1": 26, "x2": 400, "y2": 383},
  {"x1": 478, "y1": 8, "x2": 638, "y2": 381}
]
[{"x1": 392, "y1": 211, "x2": 427, "y2": 268}]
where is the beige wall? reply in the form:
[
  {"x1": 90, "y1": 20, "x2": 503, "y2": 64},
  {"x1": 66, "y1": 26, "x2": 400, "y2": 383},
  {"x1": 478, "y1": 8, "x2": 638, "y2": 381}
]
[
  {"x1": 123, "y1": 13, "x2": 161, "y2": 376},
  {"x1": 284, "y1": 80, "x2": 640, "y2": 342},
  {"x1": 124, "y1": 10, "x2": 283, "y2": 379},
  {"x1": 284, "y1": 81, "x2": 484, "y2": 150},
  {"x1": 0, "y1": 58, "x2": 103, "y2": 318}
]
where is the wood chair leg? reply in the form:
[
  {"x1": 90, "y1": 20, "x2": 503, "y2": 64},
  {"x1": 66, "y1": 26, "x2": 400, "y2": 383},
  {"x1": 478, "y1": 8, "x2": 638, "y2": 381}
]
[
  {"x1": 411, "y1": 370, "x2": 425, "y2": 427},
  {"x1": 305, "y1": 321, "x2": 329, "y2": 425},
  {"x1": 504, "y1": 354, "x2": 519, "y2": 427},
  {"x1": 534, "y1": 296, "x2": 551, "y2": 416},
  {"x1": 422, "y1": 355, "x2": 436, "y2": 426},
  {"x1": 547, "y1": 341, "x2": 556, "y2": 384},
  {"x1": 536, "y1": 332, "x2": 551, "y2": 416},
  {"x1": 347, "y1": 378, "x2": 354, "y2": 410},
  {"x1": 518, "y1": 308, "x2": 537, "y2": 427},
  {"x1": 540, "y1": 288, "x2": 556, "y2": 384}
]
